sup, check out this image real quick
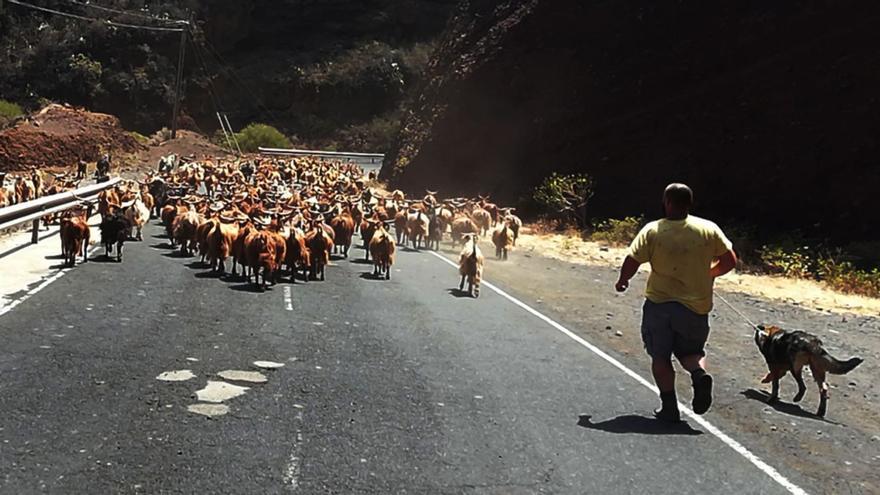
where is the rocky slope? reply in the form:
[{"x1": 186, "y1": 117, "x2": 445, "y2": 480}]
[
  {"x1": 0, "y1": 104, "x2": 143, "y2": 172},
  {"x1": 382, "y1": 0, "x2": 880, "y2": 241}
]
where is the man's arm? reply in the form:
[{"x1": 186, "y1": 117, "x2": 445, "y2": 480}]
[
  {"x1": 710, "y1": 249, "x2": 737, "y2": 278},
  {"x1": 615, "y1": 255, "x2": 642, "y2": 292}
]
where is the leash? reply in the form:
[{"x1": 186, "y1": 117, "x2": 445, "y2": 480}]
[{"x1": 716, "y1": 292, "x2": 761, "y2": 331}]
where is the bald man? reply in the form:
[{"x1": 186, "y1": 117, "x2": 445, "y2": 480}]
[{"x1": 616, "y1": 183, "x2": 737, "y2": 422}]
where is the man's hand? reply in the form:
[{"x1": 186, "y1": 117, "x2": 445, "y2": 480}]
[{"x1": 616, "y1": 255, "x2": 641, "y2": 293}]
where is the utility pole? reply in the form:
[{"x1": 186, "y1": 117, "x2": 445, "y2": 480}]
[{"x1": 170, "y1": 19, "x2": 189, "y2": 139}]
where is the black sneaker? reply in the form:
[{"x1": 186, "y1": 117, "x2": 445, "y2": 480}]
[
  {"x1": 653, "y1": 406, "x2": 681, "y2": 423},
  {"x1": 692, "y1": 373, "x2": 713, "y2": 415}
]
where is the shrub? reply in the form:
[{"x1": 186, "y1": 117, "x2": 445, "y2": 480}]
[
  {"x1": 758, "y1": 244, "x2": 814, "y2": 278},
  {"x1": 129, "y1": 131, "x2": 150, "y2": 145},
  {"x1": 533, "y1": 172, "x2": 594, "y2": 227},
  {"x1": 234, "y1": 123, "x2": 291, "y2": 152},
  {"x1": 0, "y1": 99, "x2": 24, "y2": 119},
  {"x1": 589, "y1": 216, "x2": 645, "y2": 246},
  {"x1": 817, "y1": 257, "x2": 880, "y2": 298}
]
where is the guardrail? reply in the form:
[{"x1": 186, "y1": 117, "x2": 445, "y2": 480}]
[
  {"x1": 258, "y1": 147, "x2": 385, "y2": 161},
  {"x1": 0, "y1": 177, "x2": 122, "y2": 244}
]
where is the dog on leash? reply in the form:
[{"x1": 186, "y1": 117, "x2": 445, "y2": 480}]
[{"x1": 754, "y1": 325, "x2": 863, "y2": 417}]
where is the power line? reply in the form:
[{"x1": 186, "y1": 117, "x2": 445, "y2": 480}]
[
  {"x1": 193, "y1": 30, "x2": 286, "y2": 125},
  {"x1": 62, "y1": 0, "x2": 188, "y2": 26},
  {"x1": 6, "y1": 0, "x2": 185, "y2": 32}
]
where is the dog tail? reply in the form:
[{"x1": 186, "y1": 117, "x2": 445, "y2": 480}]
[{"x1": 820, "y1": 354, "x2": 864, "y2": 375}]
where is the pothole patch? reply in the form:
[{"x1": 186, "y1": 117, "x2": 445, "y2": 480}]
[
  {"x1": 218, "y1": 370, "x2": 268, "y2": 384},
  {"x1": 187, "y1": 403, "x2": 230, "y2": 417},
  {"x1": 253, "y1": 361, "x2": 285, "y2": 369},
  {"x1": 195, "y1": 381, "x2": 249, "y2": 403},
  {"x1": 157, "y1": 370, "x2": 196, "y2": 382}
]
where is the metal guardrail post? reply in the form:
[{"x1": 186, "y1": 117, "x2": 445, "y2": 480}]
[{"x1": 31, "y1": 219, "x2": 40, "y2": 244}]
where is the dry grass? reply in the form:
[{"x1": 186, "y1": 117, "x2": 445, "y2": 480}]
[{"x1": 517, "y1": 225, "x2": 880, "y2": 317}]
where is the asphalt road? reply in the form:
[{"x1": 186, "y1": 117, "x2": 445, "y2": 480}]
[{"x1": 0, "y1": 220, "x2": 806, "y2": 494}]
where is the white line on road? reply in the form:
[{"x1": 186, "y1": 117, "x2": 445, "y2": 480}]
[
  {"x1": 427, "y1": 251, "x2": 808, "y2": 495},
  {"x1": 283, "y1": 286, "x2": 293, "y2": 311},
  {"x1": 284, "y1": 410, "x2": 304, "y2": 491},
  {"x1": 0, "y1": 245, "x2": 101, "y2": 319}
]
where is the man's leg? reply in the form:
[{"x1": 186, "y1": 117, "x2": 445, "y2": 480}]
[
  {"x1": 652, "y1": 357, "x2": 676, "y2": 392},
  {"x1": 642, "y1": 301, "x2": 680, "y2": 421},
  {"x1": 673, "y1": 307, "x2": 712, "y2": 415}
]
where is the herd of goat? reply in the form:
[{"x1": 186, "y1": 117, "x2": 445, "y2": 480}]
[{"x1": 10, "y1": 155, "x2": 523, "y2": 298}]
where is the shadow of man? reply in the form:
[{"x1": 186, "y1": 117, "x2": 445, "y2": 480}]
[{"x1": 577, "y1": 414, "x2": 702, "y2": 436}]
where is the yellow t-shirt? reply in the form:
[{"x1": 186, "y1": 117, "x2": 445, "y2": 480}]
[{"x1": 628, "y1": 215, "x2": 733, "y2": 315}]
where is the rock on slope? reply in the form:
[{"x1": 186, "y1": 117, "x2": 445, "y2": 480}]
[{"x1": 382, "y1": 0, "x2": 880, "y2": 241}]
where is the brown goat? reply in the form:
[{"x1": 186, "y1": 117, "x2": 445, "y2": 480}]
[
  {"x1": 458, "y1": 234, "x2": 484, "y2": 298},
  {"x1": 368, "y1": 221, "x2": 396, "y2": 280},
  {"x1": 491, "y1": 222, "x2": 514, "y2": 260}
]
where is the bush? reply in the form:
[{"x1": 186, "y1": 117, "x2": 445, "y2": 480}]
[
  {"x1": 758, "y1": 244, "x2": 814, "y2": 278},
  {"x1": 817, "y1": 257, "x2": 880, "y2": 298},
  {"x1": 589, "y1": 216, "x2": 645, "y2": 246},
  {"x1": 129, "y1": 131, "x2": 150, "y2": 145},
  {"x1": 234, "y1": 123, "x2": 291, "y2": 152},
  {"x1": 533, "y1": 172, "x2": 594, "y2": 227},
  {"x1": 0, "y1": 99, "x2": 24, "y2": 119}
]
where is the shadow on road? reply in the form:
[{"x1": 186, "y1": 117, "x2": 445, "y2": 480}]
[
  {"x1": 44, "y1": 254, "x2": 65, "y2": 261},
  {"x1": 185, "y1": 261, "x2": 209, "y2": 270},
  {"x1": 740, "y1": 389, "x2": 842, "y2": 425},
  {"x1": 349, "y1": 258, "x2": 371, "y2": 265},
  {"x1": 149, "y1": 243, "x2": 173, "y2": 250},
  {"x1": 88, "y1": 255, "x2": 121, "y2": 264},
  {"x1": 577, "y1": 414, "x2": 702, "y2": 436},
  {"x1": 229, "y1": 283, "x2": 271, "y2": 293},
  {"x1": 446, "y1": 288, "x2": 474, "y2": 299},
  {"x1": 358, "y1": 272, "x2": 387, "y2": 281},
  {"x1": 194, "y1": 270, "x2": 224, "y2": 280},
  {"x1": 161, "y1": 251, "x2": 192, "y2": 259}
]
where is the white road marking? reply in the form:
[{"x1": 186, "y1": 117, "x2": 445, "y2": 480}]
[
  {"x1": 0, "y1": 268, "x2": 70, "y2": 318},
  {"x1": 284, "y1": 410, "x2": 304, "y2": 491},
  {"x1": 283, "y1": 286, "x2": 293, "y2": 311},
  {"x1": 0, "y1": 246, "x2": 100, "y2": 319},
  {"x1": 156, "y1": 370, "x2": 196, "y2": 382},
  {"x1": 427, "y1": 251, "x2": 808, "y2": 495}
]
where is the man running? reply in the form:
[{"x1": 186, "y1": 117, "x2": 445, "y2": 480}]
[{"x1": 615, "y1": 183, "x2": 737, "y2": 421}]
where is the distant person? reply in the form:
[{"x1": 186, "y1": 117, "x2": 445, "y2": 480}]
[
  {"x1": 96, "y1": 154, "x2": 111, "y2": 180},
  {"x1": 615, "y1": 183, "x2": 737, "y2": 421},
  {"x1": 76, "y1": 160, "x2": 88, "y2": 180}
]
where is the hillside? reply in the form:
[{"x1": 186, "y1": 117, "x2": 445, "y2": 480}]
[
  {"x1": 382, "y1": 0, "x2": 880, "y2": 242},
  {"x1": 0, "y1": 0, "x2": 456, "y2": 151},
  {"x1": 0, "y1": 104, "x2": 143, "y2": 172}
]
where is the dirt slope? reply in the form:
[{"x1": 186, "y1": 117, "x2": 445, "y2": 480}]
[{"x1": 0, "y1": 104, "x2": 144, "y2": 172}]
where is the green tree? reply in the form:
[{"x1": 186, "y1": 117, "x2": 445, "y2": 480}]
[
  {"x1": 234, "y1": 123, "x2": 291, "y2": 152},
  {"x1": 533, "y1": 172, "x2": 594, "y2": 227}
]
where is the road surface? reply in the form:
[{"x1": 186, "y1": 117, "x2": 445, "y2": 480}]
[{"x1": 0, "y1": 220, "x2": 811, "y2": 494}]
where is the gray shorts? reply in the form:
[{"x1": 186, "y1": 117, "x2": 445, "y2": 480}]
[{"x1": 640, "y1": 299, "x2": 710, "y2": 360}]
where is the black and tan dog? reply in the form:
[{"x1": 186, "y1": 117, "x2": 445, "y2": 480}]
[{"x1": 754, "y1": 325, "x2": 863, "y2": 417}]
